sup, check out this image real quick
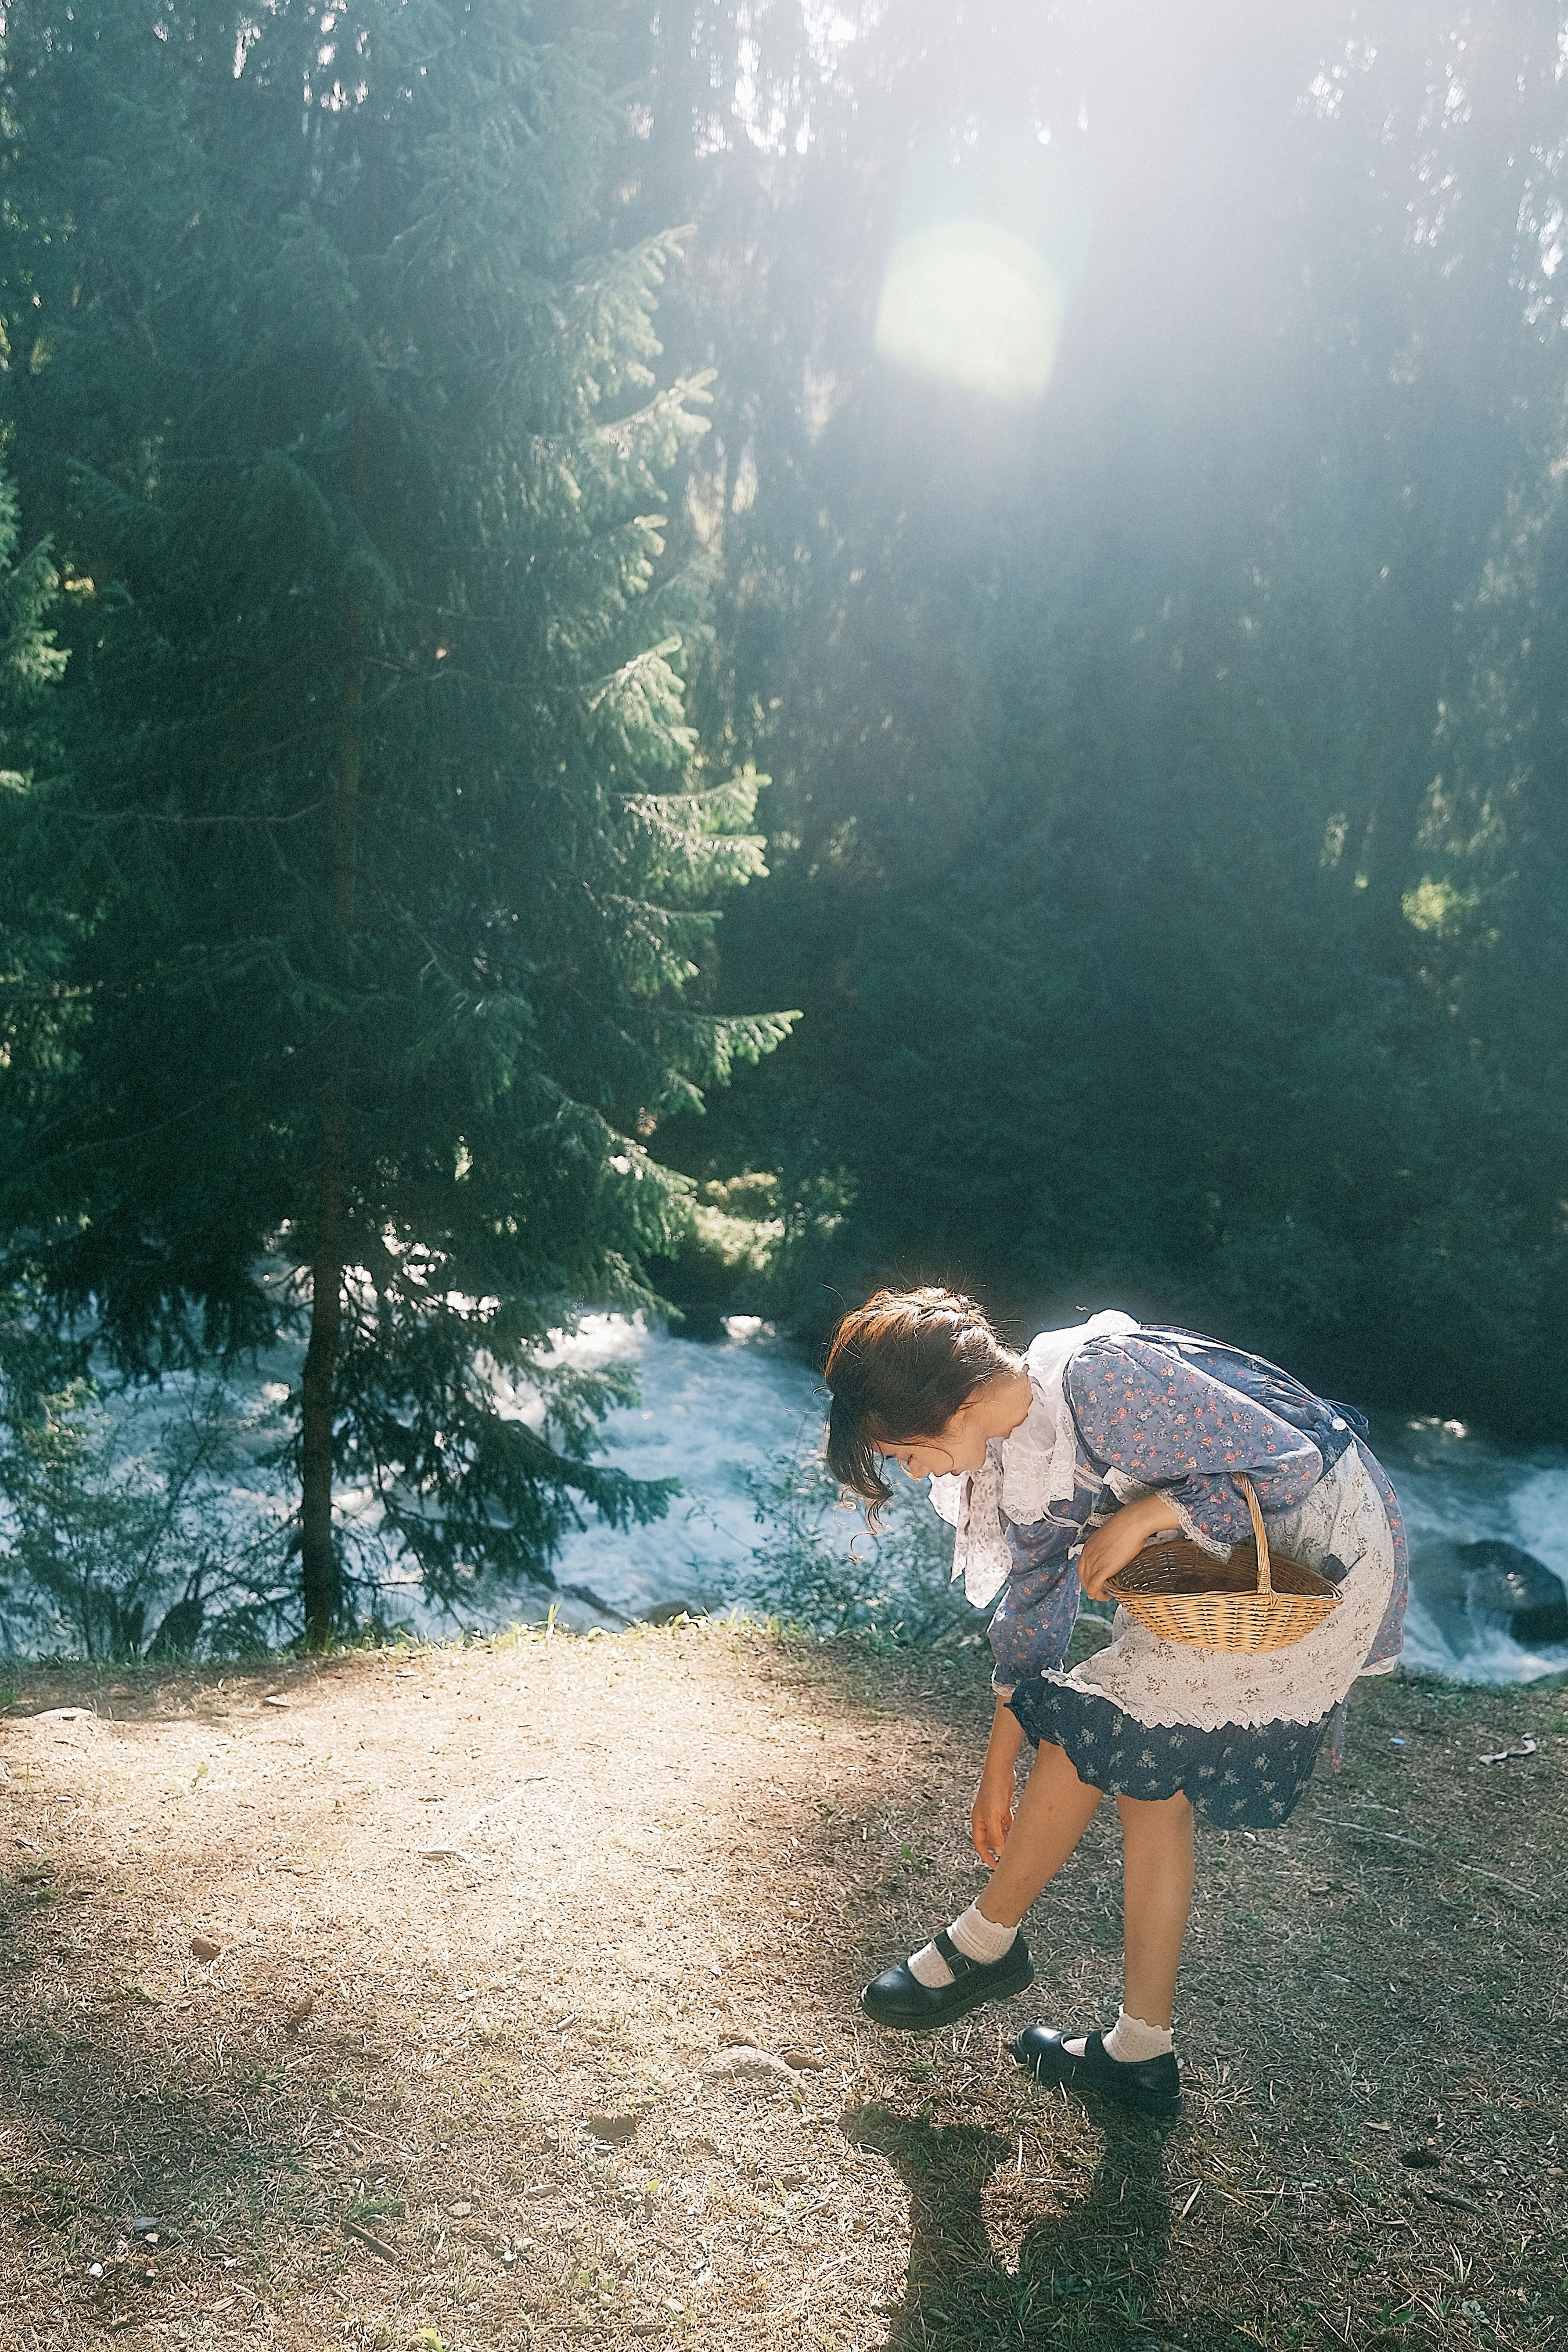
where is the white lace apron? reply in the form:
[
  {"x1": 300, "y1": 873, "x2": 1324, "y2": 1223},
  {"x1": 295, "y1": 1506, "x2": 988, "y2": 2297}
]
[{"x1": 1031, "y1": 1438, "x2": 1396, "y2": 1734}]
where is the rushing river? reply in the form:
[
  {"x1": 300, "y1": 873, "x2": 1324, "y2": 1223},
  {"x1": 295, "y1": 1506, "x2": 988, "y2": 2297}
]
[
  {"x1": 508, "y1": 1316, "x2": 1568, "y2": 1686},
  {"x1": 9, "y1": 1315, "x2": 1567, "y2": 1683}
]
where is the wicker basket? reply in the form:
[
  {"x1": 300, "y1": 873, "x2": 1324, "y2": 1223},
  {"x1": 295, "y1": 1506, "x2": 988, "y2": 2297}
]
[{"x1": 1105, "y1": 1475, "x2": 1340, "y2": 1653}]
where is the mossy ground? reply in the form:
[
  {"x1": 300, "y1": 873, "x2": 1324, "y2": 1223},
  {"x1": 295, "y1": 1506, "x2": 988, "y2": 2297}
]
[{"x1": 1, "y1": 1617, "x2": 1563, "y2": 2352}]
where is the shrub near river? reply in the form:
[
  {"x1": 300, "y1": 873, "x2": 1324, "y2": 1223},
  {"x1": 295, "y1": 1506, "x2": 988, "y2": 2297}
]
[{"x1": 1, "y1": 1619, "x2": 1563, "y2": 2352}]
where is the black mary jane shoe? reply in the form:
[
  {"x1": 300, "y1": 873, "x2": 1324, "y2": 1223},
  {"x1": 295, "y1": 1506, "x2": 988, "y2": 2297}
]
[
  {"x1": 1012, "y1": 2025, "x2": 1183, "y2": 2118},
  {"x1": 860, "y1": 1928, "x2": 1034, "y2": 2031}
]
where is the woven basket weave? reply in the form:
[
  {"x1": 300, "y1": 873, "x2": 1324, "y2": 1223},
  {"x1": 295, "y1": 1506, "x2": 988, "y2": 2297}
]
[{"x1": 1105, "y1": 1474, "x2": 1339, "y2": 1653}]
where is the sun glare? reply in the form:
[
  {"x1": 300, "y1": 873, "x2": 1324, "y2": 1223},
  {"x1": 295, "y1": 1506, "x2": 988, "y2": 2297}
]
[
  {"x1": 875, "y1": 222, "x2": 1063, "y2": 404},
  {"x1": 873, "y1": 128, "x2": 1092, "y2": 407}
]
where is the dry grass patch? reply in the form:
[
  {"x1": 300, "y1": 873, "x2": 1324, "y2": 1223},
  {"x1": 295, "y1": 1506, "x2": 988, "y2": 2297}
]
[{"x1": 0, "y1": 1617, "x2": 1564, "y2": 2352}]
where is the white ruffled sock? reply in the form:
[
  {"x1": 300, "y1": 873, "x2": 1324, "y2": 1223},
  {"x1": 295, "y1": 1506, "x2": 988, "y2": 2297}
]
[
  {"x1": 1064, "y1": 2009, "x2": 1175, "y2": 2062},
  {"x1": 906, "y1": 1902, "x2": 1018, "y2": 1988}
]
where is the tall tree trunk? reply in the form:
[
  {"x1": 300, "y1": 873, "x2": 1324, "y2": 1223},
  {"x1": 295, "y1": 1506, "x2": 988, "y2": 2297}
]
[
  {"x1": 300, "y1": 116, "x2": 380, "y2": 1649},
  {"x1": 300, "y1": 593, "x2": 362, "y2": 1647}
]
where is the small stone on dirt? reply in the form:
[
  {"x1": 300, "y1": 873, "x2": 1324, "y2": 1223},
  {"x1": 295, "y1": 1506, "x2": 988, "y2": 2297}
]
[
  {"x1": 778, "y1": 2047, "x2": 830, "y2": 2069},
  {"x1": 130, "y1": 2217, "x2": 159, "y2": 2237},
  {"x1": 190, "y1": 1934, "x2": 221, "y2": 1962},
  {"x1": 587, "y1": 2114, "x2": 639, "y2": 2143},
  {"x1": 263, "y1": 1694, "x2": 290, "y2": 1709},
  {"x1": 447, "y1": 2200, "x2": 473, "y2": 2217},
  {"x1": 703, "y1": 2046, "x2": 799, "y2": 2088}
]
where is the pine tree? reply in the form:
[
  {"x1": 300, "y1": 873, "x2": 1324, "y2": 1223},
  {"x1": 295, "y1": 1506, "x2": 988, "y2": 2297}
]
[
  {"x1": 0, "y1": 456, "x2": 70, "y2": 1199},
  {"x1": 0, "y1": 3, "x2": 792, "y2": 1645}
]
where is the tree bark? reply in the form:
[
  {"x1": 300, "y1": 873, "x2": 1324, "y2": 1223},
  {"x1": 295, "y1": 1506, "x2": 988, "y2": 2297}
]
[{"x1": 300, "y1": 592, "x2": 363, "y2": 1648}]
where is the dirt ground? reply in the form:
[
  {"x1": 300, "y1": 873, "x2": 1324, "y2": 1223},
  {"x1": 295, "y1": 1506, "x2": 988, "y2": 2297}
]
[{"x1": 1, "y1": 1617, "x2": 1565, "y2": 2352}]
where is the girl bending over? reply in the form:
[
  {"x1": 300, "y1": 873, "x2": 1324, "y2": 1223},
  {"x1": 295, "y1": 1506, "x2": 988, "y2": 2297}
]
[{"x1": 825, "y1": 1289, "x2": 1406, "y2": 2117}]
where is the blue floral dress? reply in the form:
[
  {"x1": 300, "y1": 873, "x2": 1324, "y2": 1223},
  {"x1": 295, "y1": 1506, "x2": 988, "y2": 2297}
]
[{"x1": 985, "y1": 1328, "x2": 1407, "y2": 1828}]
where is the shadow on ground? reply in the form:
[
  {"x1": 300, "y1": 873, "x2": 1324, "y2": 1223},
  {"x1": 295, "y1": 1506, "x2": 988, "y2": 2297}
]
[{"x1": 845, "y1": 2099, "x2": 1179, "y2": 2351}]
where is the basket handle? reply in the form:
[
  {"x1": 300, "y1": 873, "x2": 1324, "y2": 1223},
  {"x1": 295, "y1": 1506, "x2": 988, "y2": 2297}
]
[{"x1": 1238, "y1": 1475, "x2": 1272, "y2": 1596}]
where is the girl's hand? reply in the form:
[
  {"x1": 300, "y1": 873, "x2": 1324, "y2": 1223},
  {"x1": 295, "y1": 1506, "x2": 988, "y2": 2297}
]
[
  {"x1": 972, "y1": 1764, "x2": 1016, "y2": 1869},
  {"x1": 972, "y1": 1695, "x2": 1026, "y2": 1867},
  {"x1": 1077, "y1": 1494, "x2": 1183, "y2": 1599}
]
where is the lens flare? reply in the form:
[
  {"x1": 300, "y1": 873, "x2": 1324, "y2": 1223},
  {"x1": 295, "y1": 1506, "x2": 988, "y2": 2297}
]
[
  {"x1": 875, "y1": 222, "x2": 1063, "y2": 405},
  {"x1": 874, "y1": 127, "x2": 1094, "y2": 407}
]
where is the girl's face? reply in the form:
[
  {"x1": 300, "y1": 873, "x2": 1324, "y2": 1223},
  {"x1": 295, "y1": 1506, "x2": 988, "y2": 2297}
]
[{"x1": 875, "y1": 1402, "x2": 988, "y2": 1483}]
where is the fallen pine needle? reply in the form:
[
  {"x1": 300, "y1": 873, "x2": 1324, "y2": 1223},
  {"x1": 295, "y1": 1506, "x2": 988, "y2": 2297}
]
[
  {"x1": 343, "y1": 2220, "x2": 398, "y2": 2261},
  {"x1": 1451, "y1": 1860, "x2": 1538, "y2": 1897}
]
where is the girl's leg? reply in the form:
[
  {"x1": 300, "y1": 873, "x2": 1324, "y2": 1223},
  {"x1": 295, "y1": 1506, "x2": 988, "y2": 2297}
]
[
  {"x1": 973, "y1": 1740, "x2": 1103, "y2": 1927},
  {"x1": 1116, "y1": 1789, "x2": 1195, "y2": 2028},
  {"x1": 1009, "y1": 1785, "x2": 1193, "y2": 2104},
  {"x1": 883, "y1": 1742, "x2": 1098, "y2": 2006}
]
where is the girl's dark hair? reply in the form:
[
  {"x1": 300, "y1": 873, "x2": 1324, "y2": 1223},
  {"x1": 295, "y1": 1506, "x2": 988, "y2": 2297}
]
[{"x1": 823, "y1": 1286, "x2": 1018, "y2": 1513}]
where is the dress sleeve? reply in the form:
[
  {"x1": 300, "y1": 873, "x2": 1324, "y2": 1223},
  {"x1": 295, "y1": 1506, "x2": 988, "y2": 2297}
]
[
  {"x1": 988, "y1": 1524, "x2": 1084, "y2": 1695},
  {"x1": 1064, "y1": 1336, "x2": 1323, "y2": 1558}
]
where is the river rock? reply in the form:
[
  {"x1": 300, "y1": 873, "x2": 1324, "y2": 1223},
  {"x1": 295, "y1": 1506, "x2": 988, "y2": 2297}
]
[
  {"x1": 1456, "y1": 1540, "x2": 1568, "y2": 1644},
  {"x1": 1411, "y1": 1537, "x2": 1568, "y2": 1645}
]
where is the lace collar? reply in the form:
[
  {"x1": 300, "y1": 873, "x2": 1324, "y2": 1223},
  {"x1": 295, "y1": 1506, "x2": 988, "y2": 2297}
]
[{"x1": 928, "y1": 1311, "x2": 1139, "y2": 1606}]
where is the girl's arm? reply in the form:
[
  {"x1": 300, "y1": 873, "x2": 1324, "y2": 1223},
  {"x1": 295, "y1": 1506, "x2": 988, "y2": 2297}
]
[
  {"x1": 973, "y1": 1696, "x2": 1027, "y2": 1866},
  {"x1": 1076, "y1": 1490, "x2": 1186, "y2": 1598},
  {"x1": 1066, "y1": 1335, "x2": 1323, "y2": 1562}
]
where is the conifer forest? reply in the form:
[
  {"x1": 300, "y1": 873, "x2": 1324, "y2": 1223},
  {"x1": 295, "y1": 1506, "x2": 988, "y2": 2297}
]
[{"x1": 1, "y1": 2, "x2": 1566, "y2": 1650}]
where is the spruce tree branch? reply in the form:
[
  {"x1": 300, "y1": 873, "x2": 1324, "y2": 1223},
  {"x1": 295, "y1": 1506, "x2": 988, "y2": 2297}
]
[
  {"x1": 407, "y1": 663, "x2": 582, "y2": 695},
  {"x1": 16, "y1": 1015, "x2": 340, "y2": 1183},
  {"x1": 66, "y1": 799, "x2": 332, "y2": 830},
  {"x1": 49, "y1": 717, "x2": 340, "y2": 803}
]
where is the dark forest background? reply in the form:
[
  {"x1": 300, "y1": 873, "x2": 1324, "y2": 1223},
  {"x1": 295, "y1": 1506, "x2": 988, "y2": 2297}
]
[
  {"x1": 635, "y1": 0, "x2": 1568, "y2": 1442},
  {"x1": 1, "y1": 1, "x2": 1565, "y2": 1644}
]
